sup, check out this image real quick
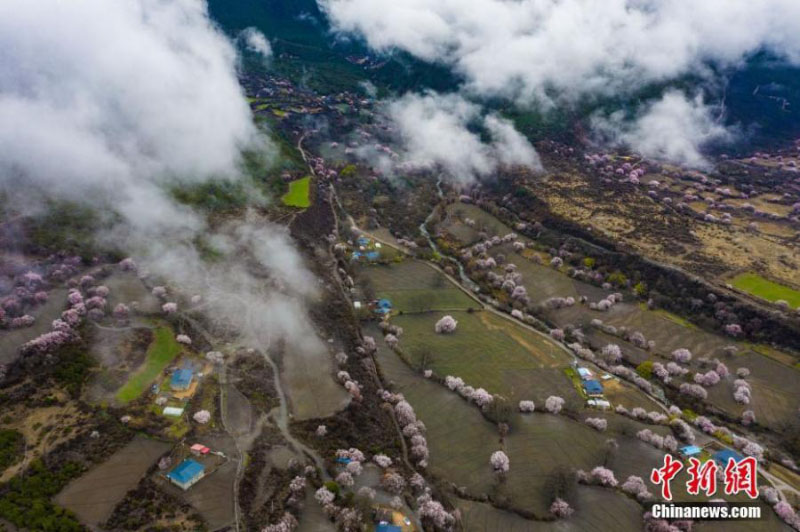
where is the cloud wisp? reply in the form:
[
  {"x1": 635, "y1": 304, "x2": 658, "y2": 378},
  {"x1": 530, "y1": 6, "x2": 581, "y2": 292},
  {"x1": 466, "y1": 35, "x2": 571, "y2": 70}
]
[
  {"x1": 592, "y1": 90, "x2": 734, "y2": 168},
  {"x1": 370, "y1": 92, "x2": 541, "y2": 183}
]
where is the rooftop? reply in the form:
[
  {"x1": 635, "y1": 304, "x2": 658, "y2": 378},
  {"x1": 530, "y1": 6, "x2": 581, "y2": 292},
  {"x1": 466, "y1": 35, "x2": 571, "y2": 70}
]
[
  {"x1": 170, "y1": 368, "x2": 193, "y2": 389},
  {"x1": 713, "y1": 449, "x2": 744, "y2": 465},
  {"x1": 680, "y1": 445, "x2": 702, "y2": 456},
  {"x1": 583, "y1": 380, "x2": 603, "y2": 395},
  {"x1": 167, "y1": 459, "x2": 205, "y2": 484}
]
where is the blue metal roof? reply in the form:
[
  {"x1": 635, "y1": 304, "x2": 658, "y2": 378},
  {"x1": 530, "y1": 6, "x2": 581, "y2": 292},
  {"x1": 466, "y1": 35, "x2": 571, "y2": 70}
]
[
  {"x1": 167, "y1": 459, "x2": 204, "y2": 484},
  {"x1": 377, "y1": 299, "x2": 392, "y2": 308},
  {"x1": 680, "y1": 445, "x2": 702, "y2": 456},
  {"x1": 357, "y1": 237, "x2": 370, "y2": 246},
  {"x1": 713, "y1": 449, "x2": 744, "y2": 465},
  {"x1": 366, "y1": 251, "x2": 380, "y2": 260},
  {"x1": 171, "y1": 368, "x2": 193, "y2": 389},
  {"x1": 583, "y1": 380, "x2": 603, "y2": 394},
  {"x1": 375, "y1": 525, "x2": 402, "y2": 532}
]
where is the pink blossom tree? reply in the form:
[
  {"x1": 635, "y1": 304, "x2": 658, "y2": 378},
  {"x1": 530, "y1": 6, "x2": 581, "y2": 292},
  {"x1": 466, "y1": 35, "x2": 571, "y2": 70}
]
[
  {"x1": 680, "y1": 383, "x2": 708, "y2": 400},
  {"x1": 724, "y1": 323, "x2": 743, "y2": 337},
  {"x1": 315, "y1": 486, "x2": 335, "y2": 505},
  {"x1": 193, "y1": 410, "x2": 211, "y2": 424},
  {"x1": 373, "y1": 454, "x2": 392, "y2": 468},
  {"x1": 622, "y1": 475, "x2": 653, "y2": 501},
  {"x1": 549, "y1": 498, "x2": 574, "y2": 519},
  {"x1": 490, "y1": 450, "x2": 510, "y2": 473},
  {"x1": 519, "y1": 400, "x2": 535, "y2": 413},
  {"x1": 585, "y1": 418, "x2": 608, "y2": 431},
  {"x1": 545, "y1": 396, "x2": 565, "y2": 414},
  {"x1": 601, "y1": 344, "x2": 622, "y2": 364},
  {"x1": 671, "y1": 348, "x2": 692, "y2": 364},
  {"x1": 590, "y1": 466, "x2": 618, "y2": 487},
  {"x1": 434, "y1": 315, "x2": 458, "y2": 334}
]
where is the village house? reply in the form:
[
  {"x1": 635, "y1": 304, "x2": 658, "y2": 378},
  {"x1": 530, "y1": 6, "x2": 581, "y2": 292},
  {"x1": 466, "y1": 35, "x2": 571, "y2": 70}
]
[{"x1": 167, "y1": 459, "x2": 205, "y2": 490}]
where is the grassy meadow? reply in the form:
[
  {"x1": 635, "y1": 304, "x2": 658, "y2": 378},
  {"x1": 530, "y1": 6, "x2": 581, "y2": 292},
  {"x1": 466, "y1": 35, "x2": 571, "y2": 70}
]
[
  {"x1": 361, "y1": 260, "x2": 476, "y2": 313},
  {"x1": 391, "y1": 310, "x2": 570, "y2": 401},
  {"x1": 281, "y1": 176, "x2": 312, "y2": 208},
  {"x1": 731, "y1": 272, "x2": 800, "y2": 308},
  {"x1": 115, "y1": 327, "x2": 182, "y2": 404}
]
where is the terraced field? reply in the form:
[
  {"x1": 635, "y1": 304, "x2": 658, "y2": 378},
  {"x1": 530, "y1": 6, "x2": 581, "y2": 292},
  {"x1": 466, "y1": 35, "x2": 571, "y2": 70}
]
[
  {"x1": 391, "y1": 310, "x2": 573, "y2": 402},
  {"x1": 361, "y1": 260, "x2": 476, "y2": 313},
  {"x1": 279, "y1": 333, "x2": 350, "y2": 421},
  {"x1": 376, "y1": 333, "x2": 694, "y2": 518},
  {"x1": 731, "y1": 272, "x2": 800, "y2": 308},
  {"x1": 438, "y1": 203, "x2": 514, "y2": 245},
  {"x1": 457, "y1": 491, "x2": 643, "y2": 532}
]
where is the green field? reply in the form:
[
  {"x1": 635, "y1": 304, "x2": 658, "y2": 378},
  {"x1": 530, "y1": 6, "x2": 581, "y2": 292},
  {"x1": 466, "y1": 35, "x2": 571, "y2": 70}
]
[
  {"x1": 362, "y1": 260, "x2": 476, "y2": 313},
  {"x1": 437, "y1": 203, "x2": 514, "y2": 245},
  {"x1": 362, "y1": 261, "x2": 476, "y2": 311},
  {"x1": 391, "y1": 310, "x2": 570, "y2": 401},
  {"x1": 731, "y1": 272, "x2": 800, "y2": 308},
  {"x1": 376, "y1": 333, "x2": 618, "y2": 514},
  {"x1": 116, "y1": 327, "x2": 182, "y2": 404},
  {"x1": 281, "y1": 176, "x2": 312, "y2": 208}
]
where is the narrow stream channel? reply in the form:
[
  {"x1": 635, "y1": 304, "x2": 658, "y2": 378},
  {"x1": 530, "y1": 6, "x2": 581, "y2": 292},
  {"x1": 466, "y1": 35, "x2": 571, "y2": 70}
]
[{"x1": 419, "y1": 176, "x2": 481, "y2": 293}]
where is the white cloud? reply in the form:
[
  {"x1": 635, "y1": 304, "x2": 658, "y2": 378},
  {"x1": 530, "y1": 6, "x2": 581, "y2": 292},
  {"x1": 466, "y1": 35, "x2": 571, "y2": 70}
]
[
  {"x1": 318, "y1": 0, "x2": 800, "y2": 105},
  {"x1": 0, "y1": 0, "x2": 319, "y2": 352},
  {"x1": 239, "y1": 27, "x2": 273, "y2": 58},
  {"x1": 592, "y1": 90, "x2": 733, "y2": 168},
  {"x1": 0, "y1": 0, "x2": 262, "y2": 227},
  {"x1": 385, "y1": 92, "x2": 541, "y2": 182}
]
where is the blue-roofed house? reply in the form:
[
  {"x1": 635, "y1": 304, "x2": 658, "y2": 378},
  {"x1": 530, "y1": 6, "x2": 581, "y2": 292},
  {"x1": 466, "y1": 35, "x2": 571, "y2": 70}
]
[
  {"x1": 375, "y1": 524, "x2": 402, "y2": 532},
  {"x1": 373, "y1": 299, "x2": 393, "y2": 315},
  {"x1": 365, "y1": 251, "x2": 380, "y2": 261},
  {"x1": 582, "y1": 379, "x2": 604, "y2": 397},
  {"x1": 680, "y1": 445, "x2": 702, "y2": 457},
  {"x1": 167, "y1": 459, "x2": 205, "y2": 490},
  {"x1": 170, "y1": 368, "x2": 193, "y2": 391},
  {"x1": 713, "y1": 449, "x2": 744, "y2": 467},
  {"x1": 357, "y1": 236, "x2": 370, "y2": 247}
]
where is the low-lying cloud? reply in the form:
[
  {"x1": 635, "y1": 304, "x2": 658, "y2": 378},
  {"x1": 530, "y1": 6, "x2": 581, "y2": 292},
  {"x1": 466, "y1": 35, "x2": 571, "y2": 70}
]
[
  {"x1": 384, "y1": 92, "x2": 541, "y2": 182},
  {"x1": 0, "y1": 0, "x2": 317, "y2": 349},
  {"x1": 592, "y1": 91, "x2": 734, "y2": 168},
  {"x1": 319, "y1": 0, "x2": 800, "y2": 105},
  {"x1": 239, "y1": 27, "x2": 273, "y2": 58},
  {"x1": 319, "y1": 0, "x2": 800, "y2": 165}
]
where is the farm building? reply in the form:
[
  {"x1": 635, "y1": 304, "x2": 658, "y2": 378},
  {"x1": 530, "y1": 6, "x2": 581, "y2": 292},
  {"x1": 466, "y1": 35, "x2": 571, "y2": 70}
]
[
  {"x1": 167, "y1": 459, "x2": 205, "y2": 490},
  {"x1": 582, "y1": 380, "x2": 604, "y2": 397},
  {"x1": 587, "y1": 398, "x2": 610, "y2": 409},
  {"x1": 713, "y1": 449, "x2": 744, "y2": 466},
  {"x1": 369, "y1": 298, "x2": 393, "y2": 315},
  {"x1": 163, "y1": 406, "x2": 184, "y2": 417},
  {"x1": 577, "y1": 367, "x2": 593, "y2": 380},
  {"x1": 680, "y1": 445, "x2": 702, "y2": 457},
  {"x1": 190, "y1": 443, "x2": 210, "y2": 456},
  {"x1": 170, "y1": 368, "x2": 193, "y2": 391}
]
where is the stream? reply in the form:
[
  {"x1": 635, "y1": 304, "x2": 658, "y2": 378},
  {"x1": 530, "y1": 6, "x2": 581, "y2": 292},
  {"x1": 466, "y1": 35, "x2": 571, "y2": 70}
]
[{"x1": 419, "y1": 176, "x2": 480, "y2": 293}]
